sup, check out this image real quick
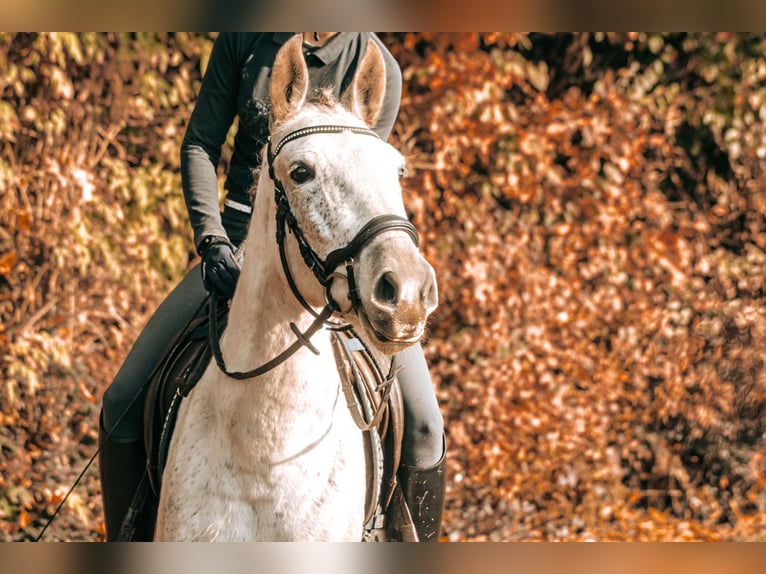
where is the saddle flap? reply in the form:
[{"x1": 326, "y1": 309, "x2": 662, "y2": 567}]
[{"x1": 143, "y1": 298, "x2": 224, "y2": 497}]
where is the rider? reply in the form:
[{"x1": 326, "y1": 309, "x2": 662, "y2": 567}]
[{"x1": 99, "y1": 32, "x2": 446, "y2": 542}]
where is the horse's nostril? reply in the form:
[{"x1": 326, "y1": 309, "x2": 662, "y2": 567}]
[
  {"x1": 374, "y1": 271, "x2": 398, "y2": 306},
  {"x1": 423, "y1": 279, "x2": 438, "y2": 311}
]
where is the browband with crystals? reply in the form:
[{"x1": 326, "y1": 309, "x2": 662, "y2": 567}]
[{"x1": 269, "y1": 125, "x2": 379, "y2": 162}]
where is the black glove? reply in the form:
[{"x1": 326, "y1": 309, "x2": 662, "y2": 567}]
[{"x1": 200, "y1": 237, "x2": 240, "y2": 299}]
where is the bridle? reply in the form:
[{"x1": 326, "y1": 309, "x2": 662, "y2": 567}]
[
  {"x1": 270, "y1": 124, "x2": 419, "y2": 316},
  {"x1": 210, "y1": 124, "x2": 420, "y2": 381}
]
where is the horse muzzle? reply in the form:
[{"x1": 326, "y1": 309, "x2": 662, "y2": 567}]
[{"x1": 359, "y1": 256, "x2": 438, "y2": 350}]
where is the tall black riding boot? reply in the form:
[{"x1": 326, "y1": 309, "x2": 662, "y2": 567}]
[
  {"x1": 398, "y1": 448, "x2": 447, "y2": 542},
  {"x1": 98, "y1": 415, "x2": 154, "y2": 541}
]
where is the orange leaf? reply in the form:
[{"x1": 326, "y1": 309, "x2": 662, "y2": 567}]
[
  {"x1": 18, "y1": 209, "x2": 30, "y2": 231},
  {"x1": 79, "y1": 381, "x2": 96, "y2": 404},
  {"x1": 94, "y1": 521, "x2": 107, "y2": 538},
  {"x1": 50, "y1": 485, "x2": 68, "y2": 506},
  {"x1": 18, "y1": 510, "x2": 30, "y2": 530},
  {"x1": 0, "y1": 251, "x2": 17, "y2": 275}
]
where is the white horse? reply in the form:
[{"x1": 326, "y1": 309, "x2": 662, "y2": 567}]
[{"x1": 154, "y1": 36, "x2": 438, "y2": 541}]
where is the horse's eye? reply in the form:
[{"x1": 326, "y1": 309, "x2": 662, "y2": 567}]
[{"x1": 290, "y1": 164, "x2": 314, "y2": 184}]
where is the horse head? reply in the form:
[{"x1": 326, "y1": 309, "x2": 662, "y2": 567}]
[{"x1": 266, "y1": 35, "x2": 438, "y2": 355}]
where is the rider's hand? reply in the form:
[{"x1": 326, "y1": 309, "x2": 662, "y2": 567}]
[{"x1": 200, "y1": 237, "x2": 240, "y2": 299}]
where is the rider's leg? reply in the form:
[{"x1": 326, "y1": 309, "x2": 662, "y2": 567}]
[
  {"x1": 99, "y1": 263, "x2": 207, "y2": 540},
  {"x1": 394, "y1": 344, "x2": 446, "y2": 542}
]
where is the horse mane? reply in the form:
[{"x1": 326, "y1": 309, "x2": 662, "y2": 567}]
[{"x1": 307, "y1": 87, "x2": 339, "y2": 110}]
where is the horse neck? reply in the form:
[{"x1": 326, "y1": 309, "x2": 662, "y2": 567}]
[{"x1": 216, "y1": 176, "x2": 336, "y2": 398}]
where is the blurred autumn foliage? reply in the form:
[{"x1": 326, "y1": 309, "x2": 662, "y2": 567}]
[{"x1": 1, "y1": 33, "x2": 765, "y2": 541}]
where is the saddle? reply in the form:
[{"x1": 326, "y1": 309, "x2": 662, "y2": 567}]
[{"x1": 136, "y1": 295, "x2": 416, "y2": 541}]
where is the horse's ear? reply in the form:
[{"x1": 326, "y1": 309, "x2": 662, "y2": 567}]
[
  {"x1": 342, "y1": 39, "x2": 386, "y2": 128},
  {"x1": 270, "y1": 35, "x2": 309, "y2": 126}
]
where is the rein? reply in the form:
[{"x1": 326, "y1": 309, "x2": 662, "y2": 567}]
[
  {"x1": 208, "y1": 292, "x2": 334, "y2": 380},
  {"x1": 212, "y1": 124, "x2": 419, "y2": 380}
]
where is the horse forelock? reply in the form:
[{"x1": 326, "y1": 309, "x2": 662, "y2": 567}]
[
  {"x1": 308, "y1": 87, "x2": 338, "y2": 110},
  {"x1": 270, "y1": 88, "x2": 371, "y2": 142}
]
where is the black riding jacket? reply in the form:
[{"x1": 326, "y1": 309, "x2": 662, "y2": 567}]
[{"x1": 181, "y1": 32, "x2": 403, "y2": 251}]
